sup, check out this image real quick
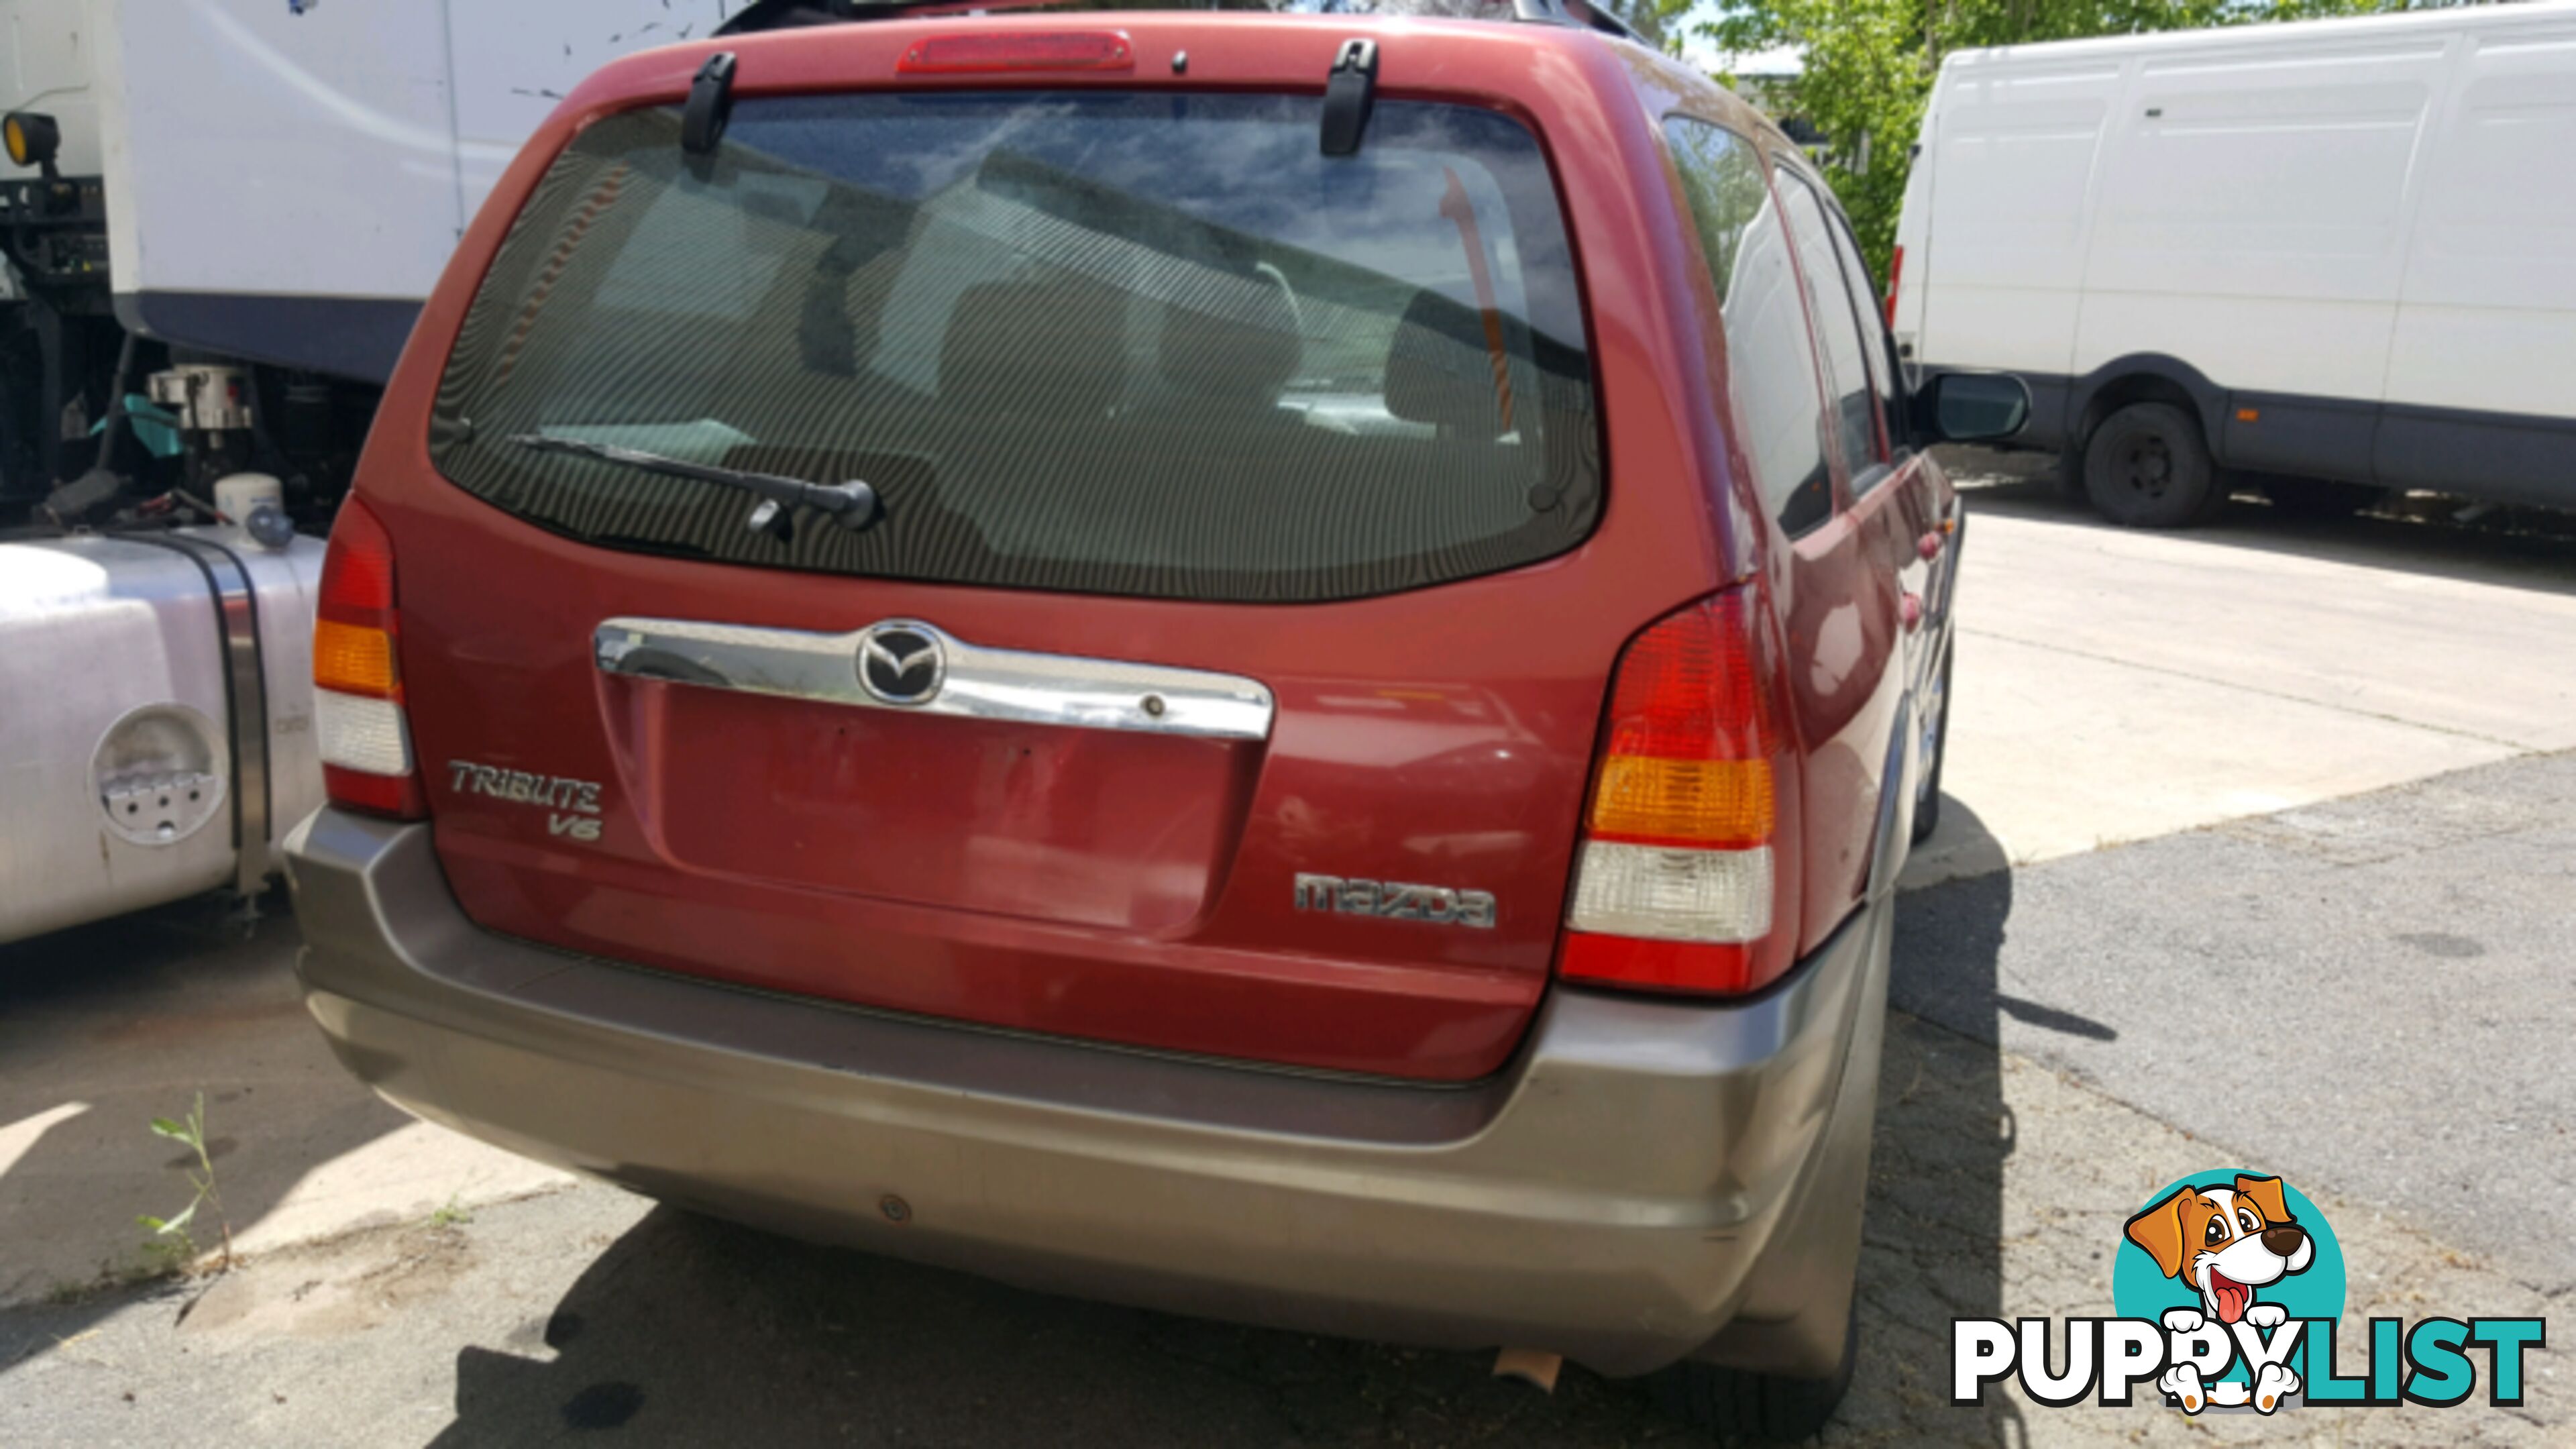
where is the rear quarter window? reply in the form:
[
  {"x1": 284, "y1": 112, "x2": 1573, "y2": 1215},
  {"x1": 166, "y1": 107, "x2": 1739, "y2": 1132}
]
[
  {"x1": 430, "y1": 92, "x2": 1599, "y2": 603},
  {"x1": 1774, "y1": 168, "x2": 1887, "y2": 488},
  {"x1": 1660, "y1": 117, "x2": 1832, "y2": 537}
]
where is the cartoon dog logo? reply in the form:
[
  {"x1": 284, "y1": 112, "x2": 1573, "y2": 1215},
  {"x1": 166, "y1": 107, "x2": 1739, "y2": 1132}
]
[{"x1": 2123, "y1": 1173, "x2": 2314, "y2": 1412}]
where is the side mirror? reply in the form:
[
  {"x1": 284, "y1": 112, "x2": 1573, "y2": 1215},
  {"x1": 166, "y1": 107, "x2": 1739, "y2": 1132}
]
[{"x1": 1913, "y1": 371, "x2": 2031, "y2": 446}]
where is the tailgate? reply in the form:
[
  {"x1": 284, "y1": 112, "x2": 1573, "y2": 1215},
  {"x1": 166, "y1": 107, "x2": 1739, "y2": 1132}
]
[{"x1": 376, "y1": 42, "x2": 1710, "y2": 1081}]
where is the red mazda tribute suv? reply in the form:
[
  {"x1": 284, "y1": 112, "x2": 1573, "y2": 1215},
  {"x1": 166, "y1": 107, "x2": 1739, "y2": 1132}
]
[{"x1": 287, "y1": 1, "x2": 2022, "y2": 1438}]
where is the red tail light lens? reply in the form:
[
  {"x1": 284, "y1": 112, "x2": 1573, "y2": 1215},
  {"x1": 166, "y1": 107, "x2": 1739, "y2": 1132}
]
[
  {"x1": 314, "y1": 497, "x2": 425, "y2": 819},
  {"x1": 1560, "y1": 590, "x2": 1797, "y2": 996},
  {"x1": 1884, "y1": 244, "x2": 1904, "y2": 329},
  {"x1": 898, "y1": 32, "x2": 1134, "y2": 74}
]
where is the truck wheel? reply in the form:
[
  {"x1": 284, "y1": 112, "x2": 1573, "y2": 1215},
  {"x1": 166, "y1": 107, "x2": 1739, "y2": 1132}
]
[
  {"x1": 1911, "y1": 635, "x2": 1953, "y2": 845},
  {"x1": 1648, "y1": 1304, "x2": 1858, "y2": 1444},
  {"x1": 2264, "y1": 474, "x2": 2380, "y2": 519},
  {"x1": 2082, "y1": 402, "x2": 2217, "y2": 528}
]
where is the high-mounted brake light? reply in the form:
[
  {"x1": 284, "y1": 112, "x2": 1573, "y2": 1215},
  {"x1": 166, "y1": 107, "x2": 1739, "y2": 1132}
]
[
  {"x1": 1560, "y1": 591, "x2": 1798, "y2": 996},
  {"x1": 898, "y1": 32, "x2": 1134, "y2": 74},
  {"x1": 1884, "y1": 244, "x2": 1904, "y2": 329},
  {"x1": 313, "y1": 497, "x2": 425, "y2": 819}
]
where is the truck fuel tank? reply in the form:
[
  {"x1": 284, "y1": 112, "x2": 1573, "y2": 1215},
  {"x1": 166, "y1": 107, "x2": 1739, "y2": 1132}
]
[{"x1": 0, "y1": 525, "x2": 324, "y2": 945}]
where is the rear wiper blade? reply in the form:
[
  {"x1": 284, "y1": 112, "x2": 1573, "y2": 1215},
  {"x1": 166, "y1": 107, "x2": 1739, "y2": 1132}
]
[{"x1": 507, "y1": 433, "x2": 881, "y2": 542}]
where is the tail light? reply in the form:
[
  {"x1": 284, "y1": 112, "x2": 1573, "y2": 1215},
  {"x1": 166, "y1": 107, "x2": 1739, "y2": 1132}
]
[
  {"x1": 313, "y1": 497, "x2": 425, "y2": 818},
  {"x1": 1884, "y1": 244, "x2": 1904, "y2": 329},
  {"x1": 898, "y1": 32, "x2": 1133, "y2": 74},
  {"x1": 1561, "y1": 590, "x2": 1799, "y2": 996}
]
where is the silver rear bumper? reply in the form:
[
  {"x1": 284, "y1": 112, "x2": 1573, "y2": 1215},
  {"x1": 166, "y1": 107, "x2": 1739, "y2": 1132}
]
[{"x1": 286, "y1": 808, "x2": 1890, "y2": 1378}]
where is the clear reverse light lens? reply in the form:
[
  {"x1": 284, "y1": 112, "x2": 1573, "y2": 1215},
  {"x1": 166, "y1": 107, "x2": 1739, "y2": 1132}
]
[
  {"x1": 1566, "y1": 841, "x2": 1772, "y2": 943},
  {"x1": 315, "y1": 688, "x2": 414, "y2": 777}
]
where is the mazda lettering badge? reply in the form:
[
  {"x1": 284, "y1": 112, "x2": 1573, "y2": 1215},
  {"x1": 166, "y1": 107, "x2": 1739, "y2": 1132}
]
[{"x1": 856, "y1": 621, "x2": 946, "y2": 705}]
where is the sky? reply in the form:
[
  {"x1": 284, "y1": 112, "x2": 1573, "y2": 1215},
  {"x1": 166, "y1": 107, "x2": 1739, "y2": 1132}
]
[
  {"x1": 1673, "y1": 1, "x2": 1808, "y2": 74},
  {"x1": 1691, "y1": 37, "x2": 1807, "y2": 72}
]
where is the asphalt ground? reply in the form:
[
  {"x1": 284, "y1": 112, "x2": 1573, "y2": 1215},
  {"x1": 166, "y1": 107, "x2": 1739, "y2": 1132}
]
[
  {"x1": 1897, "y1": 751, "x2": 2576, "y2": 1298},
  {"x1": 4, "y1": 765, "x2": 2565, "y2": 1446},
  {"x1": 3, "y1": 470, "x2": 2570, "y2": 1445}
]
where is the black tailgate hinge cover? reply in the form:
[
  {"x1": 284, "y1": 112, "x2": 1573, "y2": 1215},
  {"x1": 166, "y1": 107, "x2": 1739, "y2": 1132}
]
[
  {"x1": 682, "y1": 52, "x2": 740, "y2": 158},
  {"x1": 1320, "y1": 40, "x2": 1379, "y2": 157}
]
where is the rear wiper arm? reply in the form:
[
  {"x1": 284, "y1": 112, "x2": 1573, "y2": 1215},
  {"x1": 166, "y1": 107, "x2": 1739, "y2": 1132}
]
[{"x1": 506, "y1": 433, "x2": 881, "y2": 542}]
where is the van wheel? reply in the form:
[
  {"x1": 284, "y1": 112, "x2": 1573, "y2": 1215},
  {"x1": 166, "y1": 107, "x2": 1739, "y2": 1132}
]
[
  {"x1": 1648, "y1": 1305, "x2": 1858, "y2": 1444},
  {"x1": 1911, "y1": 635, "x2": 1953, "y2": 845},
  {"x1": 2083, "y1": 402, "x2": 2217, "y2": 528},
  {"x1": 2265, "y1": 474, "x2": 2380, "y2": 519}
]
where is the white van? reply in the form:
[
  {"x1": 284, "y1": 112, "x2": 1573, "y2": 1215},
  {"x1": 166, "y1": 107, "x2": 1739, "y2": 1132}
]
[{"x1": 1889, "y1": 3, "x2": 2576, "y2": 526}]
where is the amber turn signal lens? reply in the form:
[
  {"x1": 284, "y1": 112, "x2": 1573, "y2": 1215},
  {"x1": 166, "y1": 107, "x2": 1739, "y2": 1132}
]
[
  {"x1": 313, "y1": 619, "x2": 398, "y2": 699},
  {"x1": 1589, "y1": 755, "x2": 1774, "y2": 847}
]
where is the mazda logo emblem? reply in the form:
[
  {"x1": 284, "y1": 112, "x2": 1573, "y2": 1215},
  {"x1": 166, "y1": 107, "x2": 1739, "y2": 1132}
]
[{"x1": 856, "y1": 621, "x2": 945, "y2": 705}]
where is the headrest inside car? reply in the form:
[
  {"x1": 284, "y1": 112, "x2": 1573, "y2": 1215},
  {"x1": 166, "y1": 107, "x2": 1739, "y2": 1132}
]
[
  {"x1": 1156, "y1": 281, "x2": 1301, "y2": 407},
  {"x1": 939, "y1": 278, "x2": 1125, "y2": 420},
  {"x1": 1384, "y1": 288, "x2": 1506, "y2": 435}
]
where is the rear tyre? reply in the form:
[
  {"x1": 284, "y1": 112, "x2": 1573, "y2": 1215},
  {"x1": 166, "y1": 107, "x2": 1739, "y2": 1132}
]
[
  {"x1": 1911, "y1": 635, "x2": 1953, "y2": 846},
  {"x1": 2082, "y1": 402, "x2": 2217, "y2": 528},
  {"x1": 1648, "y1": 1303, "x2": 1859, "y2": 1445},
  {"x1": 2263, "y1": 474, "x2": 2380, "y2": 519}
]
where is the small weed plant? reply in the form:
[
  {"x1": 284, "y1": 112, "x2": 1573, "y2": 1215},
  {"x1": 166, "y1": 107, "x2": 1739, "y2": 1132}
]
[{"x1": 140, "y1": 1091, "x2": 232, "y2": 1273}]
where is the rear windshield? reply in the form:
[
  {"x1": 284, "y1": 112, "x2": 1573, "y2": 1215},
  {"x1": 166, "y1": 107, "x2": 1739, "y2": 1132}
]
[{"x1": 430, "y1": 92, "x2": 1599, "y2": 603}]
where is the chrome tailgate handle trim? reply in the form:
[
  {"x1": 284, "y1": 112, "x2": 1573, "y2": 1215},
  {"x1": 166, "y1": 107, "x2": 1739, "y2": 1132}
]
[{"x1": 594, "y1": 616, "x2": 1275, "y2": 741}]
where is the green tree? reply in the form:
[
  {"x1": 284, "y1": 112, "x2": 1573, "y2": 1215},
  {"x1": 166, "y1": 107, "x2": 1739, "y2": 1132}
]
[
  {"x1": 1698, "y1": 0, "x2": 2425, "y2": 274},
  {"x1": 1597, "y1": 0, "x2": 1704, "y2": 49}
]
